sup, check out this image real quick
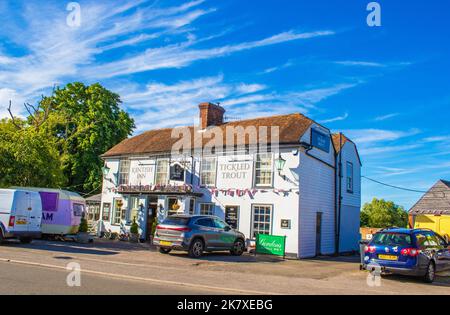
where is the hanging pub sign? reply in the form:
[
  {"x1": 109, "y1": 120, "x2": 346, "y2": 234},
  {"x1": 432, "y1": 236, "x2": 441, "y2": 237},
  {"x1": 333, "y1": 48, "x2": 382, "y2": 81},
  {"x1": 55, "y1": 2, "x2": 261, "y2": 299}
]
[
  {"x1": 170, "y1": 163, "x2": 185, "y2": 181},
  {"x1": 311, "y1": 129, "x2": 330, "y2": 153}
]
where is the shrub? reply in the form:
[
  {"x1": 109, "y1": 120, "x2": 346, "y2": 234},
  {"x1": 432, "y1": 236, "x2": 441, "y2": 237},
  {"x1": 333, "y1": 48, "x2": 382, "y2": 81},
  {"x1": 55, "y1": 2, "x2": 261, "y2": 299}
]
[
  {"x1": 130, "y1": 218, "x2": 139, "y2": 235},
  {"x1": 78, "y1": 214, "x2": 89, "y2": 233}
]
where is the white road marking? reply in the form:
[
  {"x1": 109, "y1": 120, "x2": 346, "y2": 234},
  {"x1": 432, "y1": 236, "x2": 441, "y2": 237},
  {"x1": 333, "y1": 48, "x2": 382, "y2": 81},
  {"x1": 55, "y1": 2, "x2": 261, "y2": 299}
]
[{"x1": 0, "y1": 258, "x2": 273, "y2": 295}]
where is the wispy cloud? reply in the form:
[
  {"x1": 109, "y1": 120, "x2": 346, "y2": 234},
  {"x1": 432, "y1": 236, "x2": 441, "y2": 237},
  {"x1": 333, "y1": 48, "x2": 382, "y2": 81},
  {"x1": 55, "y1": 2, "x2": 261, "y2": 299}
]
[
  {"x1": 374, "y1": 113, "x2": 400, "y2": 121},
  {"x1": 260, "y1": 60, "x2": 295, "y2": 74},
  {"x1": 0, "y1": 0, "x2": 336, "y2": 119},
  {"x1": 342, "y1": 128, "x2": 421, "y2": 145},
  {"x1": 119, "y1": 75, "x2": 357, "y2": 133},
  {"x1": 319, "y1": 112, "x2": 349, "y2": 124},
  {"x1": 335, "y1": 60, "x2": 385, "y2": 67},
  {"x1": 85, "y1": 30, "x2": 334, "y2": 79}
]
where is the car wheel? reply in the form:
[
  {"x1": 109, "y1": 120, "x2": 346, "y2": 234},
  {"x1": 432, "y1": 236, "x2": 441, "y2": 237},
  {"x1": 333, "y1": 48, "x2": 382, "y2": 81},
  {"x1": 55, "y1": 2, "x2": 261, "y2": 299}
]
[
  {"x1": 230, "y1": 239, "x2": 245, "y2": 256},
  {"x1": 423, "y1": 262, "x2": 436, "y2": 283},
  {"x1": 0, "y1": 230, "x2": 4, "y2": 245},
  {"x1": 189, "y1": 238, "x2": 204, "y2": 258},
  {"x1": 19, "y1": 237, "x2": 32, "y2": 244},
  {"x1": 159, "y1": 247, "x2": 172, "y2": 254}
]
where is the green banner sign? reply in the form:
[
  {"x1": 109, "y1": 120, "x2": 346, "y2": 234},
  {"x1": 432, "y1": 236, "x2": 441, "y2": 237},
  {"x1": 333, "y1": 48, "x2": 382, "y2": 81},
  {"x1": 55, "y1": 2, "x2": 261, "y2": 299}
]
[{"x1": 255, "y1": 234, "x2": 286, "y2": 257}]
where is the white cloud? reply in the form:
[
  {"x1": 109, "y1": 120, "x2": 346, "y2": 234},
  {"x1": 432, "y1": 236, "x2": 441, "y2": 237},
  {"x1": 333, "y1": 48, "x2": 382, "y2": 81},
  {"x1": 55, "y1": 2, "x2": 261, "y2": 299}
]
[
  {"x1": 335, "y1": 60, "x2": 385, "y2": 67},
  {"x1": 85, "y1": 30, "x2": 334, "y2": 79},
  {"x1": 116, "y1": 74, "x2": 357, "y2": 133},
  {"x1": 0, "y1": 0, "x2": 336, "y2": 116},
  {"x1": 342, "y1": 128, "x2": 421, "y2": 145},
  {"x1": 318, "y1": 112, "x2": 349, "y2": 124},
  {"x1": 374, "y1": 113, "x2": 400, "y2": 121}
]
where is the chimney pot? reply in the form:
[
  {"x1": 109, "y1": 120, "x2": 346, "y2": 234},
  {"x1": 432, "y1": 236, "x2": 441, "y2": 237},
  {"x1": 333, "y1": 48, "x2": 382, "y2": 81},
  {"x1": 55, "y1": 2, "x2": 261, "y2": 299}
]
[{"x1": 199, "y1": 102, "x2": 225, "y2": 129}]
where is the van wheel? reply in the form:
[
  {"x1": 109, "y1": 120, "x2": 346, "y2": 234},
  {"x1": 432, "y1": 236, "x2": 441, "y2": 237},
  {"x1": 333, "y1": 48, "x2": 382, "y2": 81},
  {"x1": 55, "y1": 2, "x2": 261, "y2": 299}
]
[
  {"x1": 19, "y1": 237, "x2": 32, "y2": 244},
  {"x1": 159, "y1": 247, "x2": 172, "y2": 254},
  {"x1": 0, "y1": 230, "x2": 4, "y2": 245},
  {"x1": 423, "y1": 262, "x2": 436, "y2": 283},
  {"x1": 189, "y1": 239, "x2": 204, "y2": 258},
  {"x1": 230, "y1": 239, "x2": 245, "y2": 256}
]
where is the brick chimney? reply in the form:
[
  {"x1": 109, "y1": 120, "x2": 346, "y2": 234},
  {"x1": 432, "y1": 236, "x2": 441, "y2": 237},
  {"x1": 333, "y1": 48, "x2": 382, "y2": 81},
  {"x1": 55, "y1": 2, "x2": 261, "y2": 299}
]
[{"x1": 198, "y1": 102, "x2": 225, "y2": 129}]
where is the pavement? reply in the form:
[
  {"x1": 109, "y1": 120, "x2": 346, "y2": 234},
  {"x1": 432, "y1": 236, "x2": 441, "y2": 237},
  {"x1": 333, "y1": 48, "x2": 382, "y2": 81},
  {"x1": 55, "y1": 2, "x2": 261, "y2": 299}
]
[{"x1": 0, "y1": 239, "x2": 449, "y2": 295}]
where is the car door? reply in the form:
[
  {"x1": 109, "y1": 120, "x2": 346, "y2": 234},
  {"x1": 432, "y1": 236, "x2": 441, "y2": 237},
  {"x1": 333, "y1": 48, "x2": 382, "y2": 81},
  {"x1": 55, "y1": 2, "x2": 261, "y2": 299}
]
[
  {"x1": 424, "y1": 232, "x2": 447, "y2": 272},
  {"x1": 212, "y1": 218, "x2": 235, "y2": 249},
  {"x1": 194, "y1": 218, "x2": 219, "y2": 249},
  {"x1": 435, "y1": 233, "x2": 450, "y2": 271}
]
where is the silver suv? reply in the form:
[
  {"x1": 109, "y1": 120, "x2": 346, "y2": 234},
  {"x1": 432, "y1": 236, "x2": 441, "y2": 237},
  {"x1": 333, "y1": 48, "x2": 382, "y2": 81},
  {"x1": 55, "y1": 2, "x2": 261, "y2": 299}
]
[{"x1": 153, "y1": 215, "x2": 246, "y2": 258}]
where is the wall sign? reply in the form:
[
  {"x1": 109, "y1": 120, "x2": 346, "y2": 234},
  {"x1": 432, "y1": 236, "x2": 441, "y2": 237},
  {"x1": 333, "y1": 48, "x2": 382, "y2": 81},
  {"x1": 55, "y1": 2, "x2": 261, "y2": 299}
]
[
  {"x1": 225, "y1": 206, "x2": 239, "y2": 229},
  {"x1": 311, "y1": 129, "x2": 330, "y2": 153},
  {"x1": 281, "y1": 219, "x2": 291, "y2": 229},
  {"x1": 216, "y1": 155, "x2": 253, "y2": 189},
  {"x1": 255, "y1": 234, "x2": 286, "y2": 258},
  {"x1": 129, "y1": 160, "x2": 155, "y2": 185},
  {"x1": 170, "y1": 163, "x2": 185, "y2": 181}
]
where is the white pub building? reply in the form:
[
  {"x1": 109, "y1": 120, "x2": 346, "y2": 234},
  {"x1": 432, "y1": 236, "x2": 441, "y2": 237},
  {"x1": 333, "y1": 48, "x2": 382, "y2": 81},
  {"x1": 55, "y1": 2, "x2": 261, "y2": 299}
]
[{"x1": 100, "y1": 103, "x2": 361, "y2": 258}]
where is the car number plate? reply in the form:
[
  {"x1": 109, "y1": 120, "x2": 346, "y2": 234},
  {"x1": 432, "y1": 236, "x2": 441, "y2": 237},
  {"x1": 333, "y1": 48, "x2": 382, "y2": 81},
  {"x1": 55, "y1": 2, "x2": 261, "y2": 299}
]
[
  {"x1": 160, "y1": 241, "x2": 172, "y2": 246},
  {"x1": 16, "y1": 219, "x2": 27, "y2": 225},
  {"x1": 378, "y1": 254, "x2": 398, "y2": 261}
]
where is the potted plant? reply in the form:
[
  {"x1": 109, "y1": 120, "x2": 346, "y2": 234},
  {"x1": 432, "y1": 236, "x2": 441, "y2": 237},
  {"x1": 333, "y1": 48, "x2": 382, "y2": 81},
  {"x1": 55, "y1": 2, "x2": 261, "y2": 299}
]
[
  {"x1": 77, "y1": 213, "x2": 90, "y2": 244},
  {"x1": 130, "y1": 218, "x2": 140, "y2": 243}
]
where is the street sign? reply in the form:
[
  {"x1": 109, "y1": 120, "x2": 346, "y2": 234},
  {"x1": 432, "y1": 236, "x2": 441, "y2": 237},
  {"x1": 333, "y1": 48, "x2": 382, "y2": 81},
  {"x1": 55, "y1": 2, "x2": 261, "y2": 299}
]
[{"x1": 255, "y1": 234, "x2": 286, "y2": 258}]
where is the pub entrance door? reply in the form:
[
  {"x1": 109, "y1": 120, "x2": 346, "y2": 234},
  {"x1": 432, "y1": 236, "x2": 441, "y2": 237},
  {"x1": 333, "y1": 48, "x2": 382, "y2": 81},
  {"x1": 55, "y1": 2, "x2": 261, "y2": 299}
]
[{"x1": 146, "y1": 196, "x2": 158, "y2": 241}]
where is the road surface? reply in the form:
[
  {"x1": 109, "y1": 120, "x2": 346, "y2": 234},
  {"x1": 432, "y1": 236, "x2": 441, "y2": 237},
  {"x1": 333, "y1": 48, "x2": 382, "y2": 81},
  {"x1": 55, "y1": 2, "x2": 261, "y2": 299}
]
[{"x1": 0, "y1": 239, "x2": 449, "y2": 295}]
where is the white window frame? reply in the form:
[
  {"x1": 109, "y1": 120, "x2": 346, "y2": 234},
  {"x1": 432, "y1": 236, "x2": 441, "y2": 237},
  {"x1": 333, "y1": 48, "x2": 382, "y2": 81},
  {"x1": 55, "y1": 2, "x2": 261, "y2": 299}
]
[
  {"x1": 155, "y1": 159, "x2": 169, "y2": 185},
  {"x1": 112, "y1": 198, "x2": 126, "y2": 225},
  {"x1": 251, "y1": 204, "x2": 273, "y2": 238},
  {"x1": 200, "y1": 157, "x2": 217, "y2": 187},
  {"x1": 254, "y1": 153, "x2": 274, "y2": 187},
  {"x1": 346, "y1": 162, "x2": 354, "y2": 193},
  {"x1": 199, "y1": 203, "x2": 214, "y2": 216},
  {"x1": 118, "y1": 159, "x2": 131, "y2": 186}
]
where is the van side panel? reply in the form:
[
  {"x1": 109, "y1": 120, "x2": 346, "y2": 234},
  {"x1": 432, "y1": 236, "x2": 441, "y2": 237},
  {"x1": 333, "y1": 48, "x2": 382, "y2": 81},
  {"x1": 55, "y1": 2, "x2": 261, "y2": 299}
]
[{"x1": 0, "y1": 190, "x2": 14, "y2": 235}]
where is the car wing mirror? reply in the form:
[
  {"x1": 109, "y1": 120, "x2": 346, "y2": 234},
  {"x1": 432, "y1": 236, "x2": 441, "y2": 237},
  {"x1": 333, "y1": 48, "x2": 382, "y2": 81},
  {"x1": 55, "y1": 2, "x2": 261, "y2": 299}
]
[{"x1": 224, "y1": 226, "x2": 231, "y2": 231}]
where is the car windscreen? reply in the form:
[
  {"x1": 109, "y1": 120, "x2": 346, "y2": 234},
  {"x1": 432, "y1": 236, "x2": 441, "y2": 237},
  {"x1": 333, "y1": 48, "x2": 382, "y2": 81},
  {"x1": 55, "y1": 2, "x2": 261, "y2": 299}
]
[
  {"x1": 371, "y1": 233, "x2": 412, "y2": 247},
  {"x1": 162, "y1": 217, "x2": 190, "y2": 226}
]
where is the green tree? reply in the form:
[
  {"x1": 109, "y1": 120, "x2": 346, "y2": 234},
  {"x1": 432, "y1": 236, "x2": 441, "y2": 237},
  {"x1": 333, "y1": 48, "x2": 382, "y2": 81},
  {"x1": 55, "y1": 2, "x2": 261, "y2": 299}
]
[
  {"x1": 360, "y1": 198, "x2": 408, "y2": 228},
  {"x1": 0, "y1": 118, "x2": 65, "y2": 188},
  {"x1": 39, "y1": 82, "x2": 135, "y2": 194}
]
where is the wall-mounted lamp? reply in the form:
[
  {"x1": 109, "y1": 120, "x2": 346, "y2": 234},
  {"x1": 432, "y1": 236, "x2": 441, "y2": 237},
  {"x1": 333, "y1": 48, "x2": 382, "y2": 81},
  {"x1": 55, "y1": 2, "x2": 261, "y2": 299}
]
[
  {"x1": 102, "y1": 165, "x2": 111, "y2": 176},
  {"x1": 275, "y1": 153, "x2": 286, "y2": 175}
]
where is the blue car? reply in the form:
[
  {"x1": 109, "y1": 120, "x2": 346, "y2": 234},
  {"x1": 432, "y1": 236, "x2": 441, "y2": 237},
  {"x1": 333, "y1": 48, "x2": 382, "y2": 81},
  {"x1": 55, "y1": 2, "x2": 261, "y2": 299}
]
[{"x1": 362, "y1": 228, "x2": 450, "y2": 283}]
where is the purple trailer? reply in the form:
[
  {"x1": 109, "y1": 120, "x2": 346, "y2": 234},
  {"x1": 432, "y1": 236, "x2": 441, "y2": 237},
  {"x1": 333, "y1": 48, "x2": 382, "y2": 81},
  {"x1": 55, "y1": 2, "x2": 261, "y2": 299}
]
[{"x1": 16, "y1": 188, "x2": 86, "y2": 236}]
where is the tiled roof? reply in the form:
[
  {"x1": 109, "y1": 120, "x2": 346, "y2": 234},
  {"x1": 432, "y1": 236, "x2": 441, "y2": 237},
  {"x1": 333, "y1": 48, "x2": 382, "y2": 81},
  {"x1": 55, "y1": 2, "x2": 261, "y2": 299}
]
[
  {"x1": 409, "y1": 180, "x2": 450, "y2": 215},
  {"x1": 103, "y1": 113, "x2": 314, "y2": 157},
  {"x1": 332, "y1": 133, "x2": 349, "y2": 153}
]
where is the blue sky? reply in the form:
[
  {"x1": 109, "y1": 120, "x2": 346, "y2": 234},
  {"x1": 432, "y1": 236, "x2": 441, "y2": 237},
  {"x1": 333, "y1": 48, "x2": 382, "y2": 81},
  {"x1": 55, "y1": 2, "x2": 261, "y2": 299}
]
[{"x1": 0, "y1": 0, "x2": 449, "y2": 209}]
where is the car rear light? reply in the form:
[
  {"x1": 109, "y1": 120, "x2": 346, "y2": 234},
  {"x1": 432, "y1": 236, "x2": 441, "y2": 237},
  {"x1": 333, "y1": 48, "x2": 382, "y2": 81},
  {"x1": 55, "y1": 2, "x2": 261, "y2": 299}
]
[
  {"x1": 9, "y1": 216, "x2": 15, "y2": 227},
  {"x1": 401, "y1": 248, "x2": 420, "y2": 257},
  {"x1": 156, "y1": 226, "x2": 191, "y2": 232},
  {"x1": 364, "y1": 245, "x2": 376, "y2": 253}
]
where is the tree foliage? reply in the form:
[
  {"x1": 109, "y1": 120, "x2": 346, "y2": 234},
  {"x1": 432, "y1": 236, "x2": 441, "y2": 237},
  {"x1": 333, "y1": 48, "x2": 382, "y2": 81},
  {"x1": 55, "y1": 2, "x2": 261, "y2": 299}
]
[
  {"x1": 0, "y1": 118, "x2": 65, "y2": 188},
  {"x1": 360, "y1": 198, "x2": 408, "y2": 228},
  {"x1": 0, "y1": 82, "x2": 134, "y2": 194}
]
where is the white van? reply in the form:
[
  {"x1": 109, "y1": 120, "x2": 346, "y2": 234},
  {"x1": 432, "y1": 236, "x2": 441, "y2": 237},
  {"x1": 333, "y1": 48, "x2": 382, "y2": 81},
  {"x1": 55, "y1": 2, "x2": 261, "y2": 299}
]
[{"x1": 0, "y1": 189, "x2": 42, "y2": 243}]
